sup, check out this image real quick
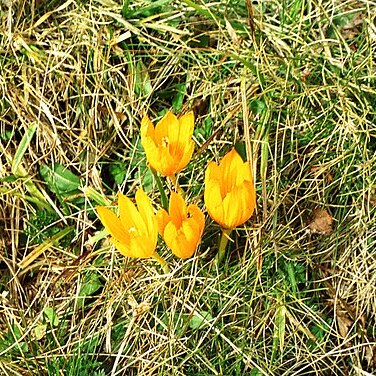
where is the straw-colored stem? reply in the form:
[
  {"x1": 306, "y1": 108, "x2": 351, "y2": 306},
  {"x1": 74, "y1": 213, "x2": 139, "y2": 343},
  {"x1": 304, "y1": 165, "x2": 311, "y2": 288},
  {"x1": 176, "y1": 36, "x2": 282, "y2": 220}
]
[
  {"x1": 169, "y1": 174, "x2": 185, "y2": 197},
  {"x1": 152, "y1": 253, "x2": 170, "y2": 274},
  {"x1": 215, "y1": 228, "x2": 233, "y2": 265}
]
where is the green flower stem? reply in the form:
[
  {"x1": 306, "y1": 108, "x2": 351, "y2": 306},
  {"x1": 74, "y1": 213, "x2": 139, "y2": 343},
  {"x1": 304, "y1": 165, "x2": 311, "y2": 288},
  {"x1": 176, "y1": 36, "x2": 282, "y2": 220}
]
[
  {"x1": 215, "y1": 228, "x2": 233, "y2": 265},
  {"x1": 152, "y1": 253, "x2": 170, "y2": 274},
  {"x1": 151, "y1": 168, "x2": 168, "y2": 211}
]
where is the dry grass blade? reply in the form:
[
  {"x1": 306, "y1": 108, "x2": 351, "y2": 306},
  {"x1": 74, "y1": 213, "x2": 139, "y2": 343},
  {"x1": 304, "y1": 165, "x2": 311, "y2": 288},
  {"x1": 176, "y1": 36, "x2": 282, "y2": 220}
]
[{"x1": 0, "y1": 0, "x2": 375, "y2": 375}]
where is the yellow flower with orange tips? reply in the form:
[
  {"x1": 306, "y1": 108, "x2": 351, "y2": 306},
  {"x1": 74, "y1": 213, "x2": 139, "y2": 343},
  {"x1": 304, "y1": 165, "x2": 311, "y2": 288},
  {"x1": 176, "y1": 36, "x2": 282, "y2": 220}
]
[
  {"x1": 204, "y1": 148, "x2": 256, "y2": 264},
  {"x1": 141, "y1": 111, "x2": 195, "y2": 177},
  {"x1": 204, "y1": 148, "x2": 256, "y2": 229},
  {"x1": 96, "y1": 188, "x2": 169, "y2": 269},
  {"x1": 157, "y1": 191, "x2": 205, "y2": 259}
]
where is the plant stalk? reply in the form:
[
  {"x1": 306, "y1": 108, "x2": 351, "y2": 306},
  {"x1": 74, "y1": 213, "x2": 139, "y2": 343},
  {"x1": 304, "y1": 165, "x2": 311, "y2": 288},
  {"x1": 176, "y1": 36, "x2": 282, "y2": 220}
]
[
  {"x1": 169, "y1": 174, "x2": 185, "y2": 197},
  {"x1": 150, "y1": 168, "x2": 168, "y2": 210},
  {"x1": 152, "y1": 253, "x2": 170, "y2": 274},
  {"x1": 215, "y1": 228, "x2": 233, "y2": 266}
]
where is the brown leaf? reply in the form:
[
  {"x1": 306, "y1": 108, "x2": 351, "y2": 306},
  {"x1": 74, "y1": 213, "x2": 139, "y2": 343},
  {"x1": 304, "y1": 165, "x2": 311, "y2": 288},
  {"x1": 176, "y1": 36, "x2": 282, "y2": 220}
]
[
  {"x1": 97, "y1": 105, "x2": 126, "y2": 122},
  {"x1": 309, "y1": 166, "x2": 333, "y2": 182},
  {"x1": 336, "y1": 309, "x2": 353, "y2": 338},
  {"x1": 308, "y1": 208, "x2": 333, "y2": 234},
  {"x1": 341, "y1": 13, "x2": 363, "y2": 39},
  {"x1": 364, "y1": 345, "x2": 376, "y2": 367}
]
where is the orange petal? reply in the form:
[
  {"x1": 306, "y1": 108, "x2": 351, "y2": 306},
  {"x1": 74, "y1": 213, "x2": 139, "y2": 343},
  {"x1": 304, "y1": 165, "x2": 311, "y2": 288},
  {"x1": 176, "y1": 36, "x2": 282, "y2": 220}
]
[
  {"x1": 175, "y1": 140, "x2": 194, "y2": 173},
  {"x1": 111, "y1": 237, "x2": 138, "y2": 258},
  {"x1": 155, "y1": 111, "x2": 179, "y2": 144},
  {"x1": 163, "y1": 222, "x2": 180, "y2": 255},
  {"x1": 156, "y1": 209, "x2": 170, "y2": 236},
  {"x1": 241, "y1": 181, "x2": 256, "y2": 221},
  {"x1": 131, "y1": 236, "x2": 156, "y2": 258},
  {"x1": 135, "y1": 188, "x2": 158, "y2": 238},
  {"x1": 141, "y1": 115, "x2": 156, "y2": 143},
  {"x1": 180, "y1": 220, "x2": 201, "y2": 258},
  {"x1": 219, "y1": 149, "x2": 244, "y2": 196},
  {"x1": 142, "y1": 137, "x2": 162, "y2": 170},
  {"x1": 164, "y1": 221, "x2": 199, "y2": 259},
  {"x1": 222, "y1": 182, "x2": 255, "y2": 228},
  {"x1": 187, "y1": 204, "x2": 205, "y2": 234},
  {"x1": 177, "y1": 111, "x2": 195, "y2": 144},
  {"x1": 204, "y1": 178, "x2": 224, "y2": 226},
  {"x1": 96, "y1": 206, "x2": 130, "y2": 245},
  {"x1": 166, "y1": 114, "x2": 181, "y2": 154},
  {"x1": 158, "y1": 147, "x2": 179, "y2": 176},
  {"x1": 118, "y1": 192, "x2": 147, "y2": 235},
  {"x1": 205, "y1": 160, "x2": 222, "y2": 195},
  {"x1": 168, "y1": 191, "x2": 186, "y2": 228},
  {"x1": 237, "y1": 160, "x2": 253, "y2": 185},
  {"x1": 222, "y1": 190, "x2": 241, "y2": 228}
]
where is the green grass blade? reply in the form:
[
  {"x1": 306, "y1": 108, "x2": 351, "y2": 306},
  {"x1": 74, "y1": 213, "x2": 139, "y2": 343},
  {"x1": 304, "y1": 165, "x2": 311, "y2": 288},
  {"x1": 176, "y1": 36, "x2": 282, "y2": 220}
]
[{"x1": 11, "y1": 122, "x2": 37, "y2": 176}]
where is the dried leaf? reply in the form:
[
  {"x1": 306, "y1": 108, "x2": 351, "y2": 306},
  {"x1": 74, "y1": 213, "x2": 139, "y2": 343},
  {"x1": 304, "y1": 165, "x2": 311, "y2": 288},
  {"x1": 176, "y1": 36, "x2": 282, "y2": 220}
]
[
  {"x1": 128, "y1": 297, "x2": 150, "y2": 317},
  {"x1": 308, "y1": 208, "x2": 333, "y2": 234},
  {"x1": 225, "y1": 17, "x2": 240, "y2": 45},
  {"x1": 336, "y1": 309, "x2": 353, "y2": 338},
  {"x1": 364, "y1": 345, "x2": 376, "y2": 367},
  {"x1": 97, "y1": 105, "x2": 127, "y2": 122},
  {"x1": 341, "y1": 13, "x2": 363, "y2": 39},
  {"x1": 309, "y1": 166, "x2": 333, "y2": 182}
]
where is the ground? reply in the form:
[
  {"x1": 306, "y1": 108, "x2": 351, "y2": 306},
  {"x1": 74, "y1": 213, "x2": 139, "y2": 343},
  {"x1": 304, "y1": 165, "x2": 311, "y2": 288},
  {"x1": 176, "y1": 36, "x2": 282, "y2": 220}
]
[{"x1": 0, "y1": 1, "x2": 375, "y2": 375}]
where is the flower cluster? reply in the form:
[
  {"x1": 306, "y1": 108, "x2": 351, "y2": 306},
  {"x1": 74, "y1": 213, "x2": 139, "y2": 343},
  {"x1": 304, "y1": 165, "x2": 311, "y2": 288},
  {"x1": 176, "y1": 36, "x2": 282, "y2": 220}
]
[{"x1": 96, "y1": 110, "x2": 256, "y2": 268}]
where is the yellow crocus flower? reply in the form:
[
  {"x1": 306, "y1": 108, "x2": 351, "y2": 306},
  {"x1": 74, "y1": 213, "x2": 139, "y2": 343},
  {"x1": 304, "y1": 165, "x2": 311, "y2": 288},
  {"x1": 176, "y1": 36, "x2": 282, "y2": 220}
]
[
  {"x1": 157, "y1": 191, "x2": 205, "y2": 259},
  {"x1": 204, "y1": 148, "x2": 256, "y2": 229},
  {"x1": 141, "y1": 111, "x2": 195, "y2": 177},
  {"x1": 96, "y1": 188, "x2": 159, "y2": 259}
]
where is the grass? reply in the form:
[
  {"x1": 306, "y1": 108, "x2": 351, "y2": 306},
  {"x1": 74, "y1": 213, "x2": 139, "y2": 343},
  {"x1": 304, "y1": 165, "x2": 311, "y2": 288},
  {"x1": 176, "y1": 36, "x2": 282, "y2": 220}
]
[{"x1": 0, "y1": 0, "x2": 375, "y2": 375}]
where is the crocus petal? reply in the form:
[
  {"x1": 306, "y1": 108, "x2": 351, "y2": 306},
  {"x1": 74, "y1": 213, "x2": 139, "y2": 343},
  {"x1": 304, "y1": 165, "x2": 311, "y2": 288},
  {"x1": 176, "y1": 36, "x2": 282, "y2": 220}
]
[
  {"x1": 204, "y1": 149, "x2": 256, "y2": 229},
  {"x1": 111, "y1": 237, "x2": 138, "y2": 258},
  {"x1": 219, "y1": 148, "x2": 243, "y2": 197},
  {"x1": 155, "y1": 111, "x2": 179, "y2": 145},
  {"x1": 180, "y1": 220, "x2": 201, "y2": 258},
  {"x1": 156, "y1": 209, "x2": 170, "y2": 236},
  {"x1": 175, "y1": 140, "x2": 194, "y2": 173},
  {"x1": 142, "y1": 137, "x2": 163, "y2": 171},
  {"x1": 222, "y1": 182, "x2": 255, "y2": 228},
  {"x1": 159, "y1": 147, "x2": 180, "y2": 176},
  {"x1": 130, "y1": 236, "x2": 156, "y2": 258},
  {"x1": 204, "y1": 179, "x2": 224, "y2": 226},
  {"x1": 169, "y1": 191, "x2": 186, "y2": 228},
  {"x1": 222, "y1": 190, "x2": 241, "y2": 229},
  {"x1": 237, "y1": 160, "x2": 253, "y2": 184},
  {"x1": 118, "y1": 192, "x2": 148, "y2": 235},
  {"x1": 141, "y1": 111, "x2": 195, "y2": 176},
  {"x1": 97, "y1": 190, "x2": 159, "y2": 260},
  {"x1": 163, "y1": 222, "x2": 181, "y2": 256},
  {"x1": 241, "y1": 181, "x2": 256, "y2": 221},
  {"x1": 141, "y1": 115, "x2": 155, "y2": 140},
  {"x1": 143, "y1": 138, "x2": 179, "y2": 176},
  {"x1": 96, "y1": 206, "x2": 130, "y2": 245},
  {"x1": 135, "y1": 188, "x2": 157, "y2": 238},
  {"x1": 205, "y1": 161, "x2": 221, "y2": 186},
  {"x1": 164, "y1": 221, "x2": 199, "y2": 259},
  {"x1": 177, "y1": 111, "x2": 195, "y2": 143},
  {"x1": 142, "y1": 118, "x2": 178, "y2": 176},
  {"x1": 187, "y1": 204, "x2": 205, "y2": 234},
  {"x1": 158, "y1": 191, "x2": 205, "y2": 258}
]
